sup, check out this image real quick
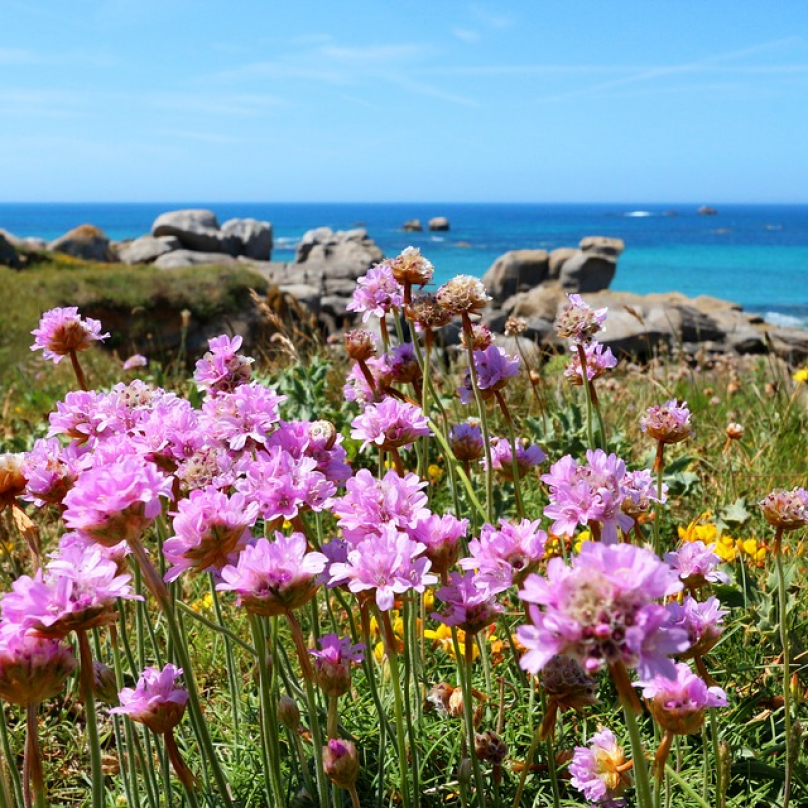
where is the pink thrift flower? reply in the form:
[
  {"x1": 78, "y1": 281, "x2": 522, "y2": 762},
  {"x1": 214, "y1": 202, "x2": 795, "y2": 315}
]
[
  {"x1": 123, "y1": 354, "x2": 148, "y2": 370},
  {"x1": 759, "y1": 487, "x2": 808, "y2": 531},
  {"x1": 637, "y1": 662, "x2": 727, "y2": 735},
  {"x1": 517, "y1": 542, "x2": 688, "y2": 679},
  {"x1": 408, "y1": 513, "x2": 469, "y2": 575},
  {"x1": 328, "y1": 523, "x2": 437, "y2": 611},
  {"x1": 350, "y1": 398, "x2": 431, "y2": 453},
  {"x1": 110, "y1": 663, "x2": 189, "y2": 733},
  {"x1": 569, "y1": 727, "x2": 630, "y2": 806},
  {"x1": 432, "y1": 571, "x2": 502, "y2": 635},
  {"x1": 640, "y1": 399, "x2": 693, "y2": 445},
  {"x1": 47, "y1": 390, "x2": 118, "y2": 445},
  {"x1": 0, "y1": 621, "x2": 77, "y2": 706},
  {"x1": 665, "y1": 541, "x2": 728, "y2": 589},
  {"x1": 347, "y1": 264, "x2": 404, "y2": 321},
  {"x1": 30, "y1": 307, "x2": 109, "y2": 364},
  {"x1": 666, "y1": 595, "x2": 727, "y2": 658},
  {"x1": 217, "y1": 532, "x2": 327, "y2": 616},
  {"x1": 621, "y1": 469, "x2": 667, "y2": 519},
  {"x1": 460, "y1": 518, "x2": 547, "y2": 594},
  {"x1": 483, "y1": 437, "x2": 546, "y2": 481},
  {"x1": 63, "y1": 456, "x2": 173, "y2": 547},
  {"x1": 564, "y1": 341, "x2": 617, "y2": 384},
  {"x1": 267, "y1": 420, "x2": 351, "y2": 485},
  {"x1": 555, "y1": 294, "x2": 607, "y2": 345},
  {"x1": 21, "y1": 438, "x2": 87, "y2": 508},
  {"x1": 163, "y1": 487, "x2": 259, "y2": 582},
  {"x1": 449, "y1": 422, "x2": 484, "y2": 463},
  {"x1": 458, "y1": 345, "x2": 519, "y2": 404},
  {"x1": 194, "y1": 334, "x2": 253, "y2": 394},
  {"x1": 309, "y1": 634, "x2": 365, "y2": 697}
]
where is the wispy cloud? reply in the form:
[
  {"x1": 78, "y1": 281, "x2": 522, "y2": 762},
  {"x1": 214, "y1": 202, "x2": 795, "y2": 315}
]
[
  {"x1": 320, "y1": 44, "x2": 426, "y2": 62},
  {"x1": 452, "y1": 28, "x2": 481, "y2": 44},
  {"x1": 0, "y1": 47, "x2": 41, "y2": 65}
]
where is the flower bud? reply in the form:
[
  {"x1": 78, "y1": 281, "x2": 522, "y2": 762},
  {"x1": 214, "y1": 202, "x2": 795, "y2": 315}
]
[
  {"x1": 345, "y1": 330, "x2": 376, "y2": 361},
  {"x1": 278, "y1": 696, "x2": 301, "y2": 731},
  {"x1": 322, "y1": 739, "x2": 359, "y2": 789},
  {"x1": 725, "y1": 422, "x2": 743, "y2": 441},
  {"x1": 93, "y1": 662, "x2": 119, "y2": 704},
  {"x1": 475, "y1": 730, "x2": 509, "y2": 764}
]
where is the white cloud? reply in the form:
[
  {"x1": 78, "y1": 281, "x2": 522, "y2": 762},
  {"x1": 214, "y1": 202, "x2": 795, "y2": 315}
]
[{"x1": 452, "y1": 28, "x2": 481, "y2": 44}]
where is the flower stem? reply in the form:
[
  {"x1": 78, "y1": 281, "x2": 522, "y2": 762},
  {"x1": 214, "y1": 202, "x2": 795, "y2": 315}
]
[
  {"x1": 664, "y1": 764, "x2": 713, "y2": 808},
  {"x1": 24, "y1": 704, "x2": 45, "y2": 808},
  {"x1": 620, "y1": 698, "x2": 654, "y2": 808},
  {"x1": 773, "y1": 527, "x2": 793, "y2": 808},
  {"x1": 77, "y1": 630, "x2": 105, "y2": 808},
  {"x1": 494, "y1": 391, "x2": 525, "y2": 519},
  {"x1": 576, "y1": 345, "x2": 596, "y2": 450},
  {"x1": 68, "y1": 349, "x2": 89, "y2": 391}
]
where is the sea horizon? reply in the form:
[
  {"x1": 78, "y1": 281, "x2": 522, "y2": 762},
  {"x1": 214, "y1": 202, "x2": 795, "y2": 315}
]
[{"x1": 3, "y1": 201, "x2": 807, "y2": 329}]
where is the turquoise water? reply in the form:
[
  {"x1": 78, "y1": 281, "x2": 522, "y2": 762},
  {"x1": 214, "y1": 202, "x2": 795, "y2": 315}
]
[{"x1": 1, "y1": 203, "x2": 806, "y2": 326}]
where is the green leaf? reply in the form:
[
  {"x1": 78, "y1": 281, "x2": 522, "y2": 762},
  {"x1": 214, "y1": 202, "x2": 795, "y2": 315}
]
[{"x1": 721, "y1": 497, "x2": 752, "y2": 526}]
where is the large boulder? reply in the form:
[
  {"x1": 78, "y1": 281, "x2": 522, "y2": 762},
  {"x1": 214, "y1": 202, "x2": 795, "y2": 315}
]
[
  {"x1": 579, "y1": 236, "x2": 625, "y2": 257},
  {"x1": 548, "y1": 247, "x2": 577, "y2": 279},
  {"x1": 48, "y1": 224, "x2": 115, "y2": 262},
  {"x1": 0, "y1": 233, "x2": 20, "y2": 268},
  {"x1": 154, "y1": 250, "x2": 238, "y2": 269},
  {"x1": 403, "y1": 219, "x2": 423, "y2": 232},
  {"x1": 428, "y1": 216, "x2": 450, "y2": 231},
  {"x1": 295, "y1": 227, "x2": 384, "y2": 286},
  {"x1": 481, "y1": 250, "x2": 550, "y2": 304},
  {"x1": 152, "y1": 209, "x2": 240, "y2": 255},
  {"x1": 118, "y1": 235, "x2": 181, "y2": 265},
  {"x1": 0, "y1": 228, "x2": 47, "y2": 251},
  {"x1": 222, "y1": 218, "x2": 273, "y2": 260},
  {"x1": 558, "y1": 251, "x2": 617, "y2": 293}
]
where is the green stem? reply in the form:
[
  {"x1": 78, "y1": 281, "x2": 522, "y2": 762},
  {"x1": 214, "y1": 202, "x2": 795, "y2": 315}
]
[
  {"x1": 175, "y1": 601, "x2": 257, "y2": 655},
  {"x1": 0, "y1": 704, "x2": 23, "y2": 807},
  {"x1": 77, "y1": 631, "x2": 105, "y2": 808},
  {"x1": 539, "y1": 691, "x2": 562, "y2": 808},
  {"x1": 774, "y1": 529, "x2": 792, "y2": 808},
  {"x1": 621, "y1": 700, "x2": 654, "y2": 808},
  {"x1": 494, "y1": 391, "x2": 525, "y2": 519},
  {"x1": 653, "y1": 441, "x2": 665, "y2": 556},
  {"x1": 664, "y1": 764, "x2": 713, "y2": 808},
  {"x1": 709, "y1": 708, "x2": 723, "y2": 808},
  {"x1": 576, "y1": 344, "x2": 596, "y2": 449},
  {"x1": 25, "y1": 705, "x2": 45, "y2": 808}
]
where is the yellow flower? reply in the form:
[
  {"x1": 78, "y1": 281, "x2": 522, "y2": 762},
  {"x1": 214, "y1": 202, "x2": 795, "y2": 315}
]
[
  {"x1": 736, "y1": 536, "x2": 767, "y2": 564},
  {"x1": 678, "y1": 513, "x2": 718, "y2": 545},
  {"x1": 573, "y1": 530, "x2": 591, "y2": 554},
  {"x1": 713, "y1": 534, "x2": 738, "y2": 563},
  {"x1": 191, "y1": 592, "x2": 213, "y2": 613},
  {"x1": 422, "y1": 589, "x2": 435, "y2": 610},
  {"x1": 423, "y1": 624, "x2": 479, "y2": 660},
  {"x1": 792, "y1": 368, "x2": 808, "y2": 383},
  {"x1": 427, "y1": 464, "x2": 444, "y2": 484}
]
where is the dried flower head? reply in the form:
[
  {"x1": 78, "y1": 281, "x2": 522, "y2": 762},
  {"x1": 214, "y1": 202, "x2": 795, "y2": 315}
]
[
  {"x1": 475, "y1": 730, "x2": 508, "y2": 764},
  {"x1": 0, "y1": 453, "x2": 26, "y2": 506},
  {"x1": 725, "y1": 422, "x2": 744, "y2": 441},
  {"x1": 759, "y1": 487, "x2": 808, "y2": 531},
  {"x1": 405, "y1": 294, "x2": 453, "y2": 330},
  {"x1": 504, "y1": 317, "x2": 528, "y2": 337},
  {"x1": 460, "y1": 323, "x2": 493, "y2": 351},
  {"x1": 436, "y1": 275, "x2": 491, "y2": 316},
  {"x1": 555, "y1": 294, "x2": 607, "y2": 345},
  {"x1": 30, "y1": 307, "x2": 109, "y2": 364},
  {"x1": 541, "y1": 654, "x2": 598, "y2": 713},
  {"x1": 344, "y1": 329, "x2": 377, "y2": 362},
  {"x1": 640, "y1": 400, "x2": 693, "y2": 445},
  {"x1": 387, "y1": 246, "x2": 434, "y2": 287}
]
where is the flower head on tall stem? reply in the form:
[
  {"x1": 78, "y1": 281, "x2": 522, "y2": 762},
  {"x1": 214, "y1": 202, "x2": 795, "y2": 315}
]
[
  {"x1": 350, "y1": 398, "x2": 431, "y2": 453},
  {"x1": 217, "y1": 532, "x2": 327, "y2": 617},
  {"x1": 555, "y1": 294, "x2": 607, "y2": 345},
  {"x1": 111, "y1": 663, "x2": 189, "y2": 734},
  {"x1": 564, "y1": 341, "x2": 617, "y2": 384},
  {"x1": 405, "y1": 293, "x2": 452, "y2": 331},
  {"x1": 309, "y1": 634, "x2": 366, "y2": 697},
  {"x1": 759, "y1": 487, "x2": 808, "y2": 533},
  {"x1": 449, "y1": 422, "x2": 484, "y2": 463},
  {"x1": 569, "y1": 727, "x2": 631, "y2": 806},
  {"x1": 518, "y1": 542, "x2": 687, "y2": 680},
  {"x1": 665, "y1": 541, "x2": 728, "y2": 589},
  {"x1": 435, "y1": 275, "x2": 491, "y2": 316},
  {"x1": 666, "y1": 595, "x2": 727, "y2": 658},
  {"x1": 458, "y1": 346, "x2": 519, "y2": 403},
  {"x1": 322, "y1": 738, "x2": 360, "y2": 789},
  {"x1": 30, "y1": 307, "x2": 109, "y2": 364},
  {"x1": 21, "y1": 438, "x2": 87, "y2": 508},
  {"x1": 640, "y1": 399, "x2": 693, "y2": 446},
  {"x1": 482, "y1": 437, "x2": 546, "y2": 481},
  {"x1": 408, "y1": 513, "x2": 468, "y2": 575},
  {"x1": 432, "y1": 571, "x2": 502, "y2": 635},
  {"x1": 347, "y1": 264, "x2": 404, "y2": 321},
  {"x1": 194, "y1": 334, "x2": 254, "y2": 393}
]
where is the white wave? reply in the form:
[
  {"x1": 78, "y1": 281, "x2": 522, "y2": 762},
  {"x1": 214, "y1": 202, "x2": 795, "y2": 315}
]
[
  {"x1": 274, "y1": 236, "x2": 300, "y2": 249},
  {"x1": 624, "y1": 210, "x2": 654, "y2": 217},
  {"x1": 430, "y1": 236, "x2": 445, "y2": 242},
  {"x1": 763, "y1": 311, "x2": 808, "y2": 329}
]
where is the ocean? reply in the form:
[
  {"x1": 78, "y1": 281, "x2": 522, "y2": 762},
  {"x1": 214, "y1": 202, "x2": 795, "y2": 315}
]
[{"x1": 2, "y1": 202, "x2": 807, "y2": 328}]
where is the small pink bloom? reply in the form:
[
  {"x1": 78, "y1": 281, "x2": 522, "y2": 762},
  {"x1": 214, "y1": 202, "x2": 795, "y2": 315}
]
[{"x1": 31, "y1": 307, "x2": 109, "y2": 364}]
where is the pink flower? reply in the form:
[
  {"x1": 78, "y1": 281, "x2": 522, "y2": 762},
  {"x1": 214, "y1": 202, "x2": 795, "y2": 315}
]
[
  {"x1": 459, "y1": 346, "x2": 519, "y2": 404},
  {"x1": 21, "y1": 438, "x2": 87, "y2": 507},
  {"x1": 555, "y1": 294, "x2": 607, "y2": 345},
  {"x1": 0, "y1": 621, "x2": 76, "y2": 706},
  {"x1": 347, "y1": 264, "x2": 404, "y2": 321},
  {"x1": 564, "y1": 341, "x2": 616, "y2": 384},
  {"x1": 460, "y1": 518, "x2": 547, "y2": 594},
  {"x1": 63, "y1": 456, "x2": 173, "y2": 547},
  {"x1": 432, "y1": 571, "x2": 502, "y2": 635},
  {"x1": 407, "y1": 513, "x2": 468, "y2": 575},
  {"x1": 665, "y1": 541, "x2": 728, "y2": 589},
  {"x1": 666, "y1": 595, "x2": 727, "y2": 658},
  {"x1": 637, "y1": 662, "x2": 727, "y2": 735},
  {"x1": 518, "y1": 542, "x2": 688, "y2": 679},
  {"x1": 328, "y1": 523, "x2": 437, "y2": 611},
  {"x1": 163, "y1": 487, "x2": 259, "y2": 582},
  {"x1": 309, "y1": 634, "x2": 366, "y2": 697},
  {"x1": 621, "y1": 469, "x2": 667, "y2": 519},
  {"x1": 123, "y1": 354, "x2": 148, "y2": 370},
  {"x1": 483, "y1": 437, "x2": 546, "y2": 481},
  {"x1": 110, "y1": 663, "x2": 189, "y2": 733},
  {"x1": 350, "y1": 398, "x2": 431, "y2": 453},
  {"x1": 759, "y1": 487, "x2": 808, "y2": 531},
  {"x1": 640, "y1": 399, "x2": 693, "y2": 445},
  {"x1": 30, "y1": 307, "x2": 109, "y2": 364},
  {"x1": 449, "y1": 422, "x2": 484, "y2": 463},
  {"x1": 568, "y1": 727, "x2": 630, "y2": 806},
  {"x1": 217, "y1": 532, "x2": 327, "y2": 616},
  {"x1": 194, "y1": 334, "x2": 253, "y2": 394}
]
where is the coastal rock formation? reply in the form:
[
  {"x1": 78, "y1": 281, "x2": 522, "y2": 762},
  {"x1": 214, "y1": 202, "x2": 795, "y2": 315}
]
[
  {"x1": 221, "y1": 218, "x2": 273, "y2": 260},
  {"x1": 118, "y1": 235, "x2": 181, "y2": 265},
  {"x1": 580, "y1": 236, "x2": 625, "y2": 257},
  {"x1": 48, "y1": 224, "x2": 115, "y2": 262},
  {"x1": 154, "y1": 250, "x2": 239, "y2": 269},
  {"x1": 548, "y1": 247, "x2": 577, "y2": 279},
  {"x1": 403, "y1": 219, "x2": 423, "y2": 232},
  {"x1": 558, "y1": 250, "x2": 617, "y2": 293},
  {"x1": 295, "y1": 227, "x2": 384, "y2": 280},
  {"x1": 0, "y1": 233, "x2": 20, "y2": 269},
  {"x1": 697, "y1": 206, "x2": 718, "y2": 216},
  {"x1": 480, "y1": 250, "x2": 550, "y2": 301},
  {"x1": 428, "y1": 217, "x2": 450, "y2": 231},
  {"x1": 152, "y1": 209, "x2": 241, "y2": 255},
  {"x1": 0, "y1": 228, "x2": 47, "y2": 251}
]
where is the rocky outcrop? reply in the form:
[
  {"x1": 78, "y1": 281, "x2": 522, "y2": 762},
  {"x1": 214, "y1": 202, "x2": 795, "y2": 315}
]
[
  {"x1": 480, "y1": 250, "x2": 550, "y2": 302},
  {"x1": 697, "y1": 206, "x2": 718, "y2": 216},
  {"x1": 48, "y1": 225, "x2": 115, "y2": 262},
  {"x1": 580, "y1": 236, "x2": 625, "y2": 258},
  {"x1": 221, "y1": 218, "x2": 273, "y2": 260},
  {"x1": 154, "y1": 250, "x2": 238, "y2": 269},
  {"x1": 118, "y1": 235, "x2": 181, "y2": 265},
  {"x1": 0, "y1": 228, "x2": 47, "y2": 251},
  {"x1": 295, "y1": 227, "x2": 384, "y2": 282},
  {"x1": 558, "y1": 251, "x2": 617, "y2": 293},
  {"x1": 428, "y1": 217, "x2": 450, "y2": 231},
  {"x1": 548, "y1": 248, "x2": 577, "y2": 279},
  {"x1": 0, "y1": 233, "x2": 20, "y2": 269},
  {"x1": 403, "y1": 219, "x2": 423, "y2": 232},
  {"x1": 152, "y1": 209, "x2": 241, "y2": 255}
]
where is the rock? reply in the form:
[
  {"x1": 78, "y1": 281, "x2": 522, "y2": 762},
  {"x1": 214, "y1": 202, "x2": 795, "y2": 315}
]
[
  {"x1": 402, "y1": 219, "x2": 423, "y2": 232},
  {"x1": 154, "y1": 250, "x2": 238, "y2": 269},
  {"x1": 294, "y1": 227, "x2": 384, "y2": 281},
  {"x1": 222, "y1": 218, "x2": 273, "y2": 260},
  {"x1": 278, "y1": 284, "x2": 321, "y2": 315},
  {"x1": 579, "y1": 236, "x2": 625, "y2": 258},
  {"x1": 152, "y1": 209, "x2": 240, "y2": 255},
  {"x1": 764, "y1": 326, "x2": 808, "y2": 364},
  {"x1": 548, "y1": 248, "x2": 577, "y2": 279},
  {"x1": 118, "y1": 235, "x2": 181, "y2": 265},
  {"x1": 697, "y1": 206, "x2": 718, "y2": 216},
  {"x1": 558, "y1": 251, "x2": 617, "y2": 293},
  {"x1": 0, "y1": 233, "x2": 20, "y2": 269},
  {"x1": 48, "y1": 224, "x2": 115, "y2": 262},
  {"x1": 428, "y1": 217, "x2": 450, "y2": 231},
  {"x1": 0, "y1": 228, "x2": 47, "y2": 250},
  {"x1": 481, "y1": 250, "x2": 549, "y2": 304},
  {"x1": 504, "y1": 286, "x2": 565, "y2": 322}
]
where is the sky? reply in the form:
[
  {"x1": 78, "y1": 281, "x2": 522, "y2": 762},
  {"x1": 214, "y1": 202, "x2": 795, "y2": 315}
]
[{"x1": 2, "y1": 1, "x2": 808, "y2": 203}]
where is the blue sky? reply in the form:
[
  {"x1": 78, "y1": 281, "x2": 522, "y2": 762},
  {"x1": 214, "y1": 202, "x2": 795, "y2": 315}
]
[{"x1": 2, "y1": 1, "x2": 807, "y2": 203}]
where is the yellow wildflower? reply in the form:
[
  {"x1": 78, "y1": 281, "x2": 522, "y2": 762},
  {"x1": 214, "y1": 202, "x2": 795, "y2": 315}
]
[
  {"x1": 573, "y1": 530, "x2": 591, "y2": 554},
  {"x1": 713, "y1": 534, "x2": 738, "y2": 563},
  {"x1": 792, "y1": 368, "x2": 808, "y2": 383},
  {"x1": 191, "y1": 592, "x2": 214, "y2": 613},
  {"x1": 736, "y1": 536, "x2": 767, "y2": 565},
  {"x1": 422, "y1": 589, "x2": 435, "y2": 610},
  {"x1": 423, "y1": 624, "x2": 479, "y2": 661},
  {"x1": 678, "y1": 512, "x2": 718, "y2": 545},
  {"x1": 427, "y1": 463, "x2": 444, "y2": 484}
]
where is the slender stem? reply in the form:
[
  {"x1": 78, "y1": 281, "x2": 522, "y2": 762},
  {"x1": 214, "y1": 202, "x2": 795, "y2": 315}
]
[
  {"x1": 653, "y1": 441, "x2": 665, "y2": 556},
  {"x1": 621, "y1": 698, "x2": 654, "y2": 808},
  {"x1": 348, "y1": 784, "x2": 362, "y2": 808},
  {"x1": 494, "y1": 391, "x2": 525, "y2": 519},
  {"x1": 24, "y1": 705, "x2": 45, "y2": 808},
  {"x1": 77, "y1": 631, "x2": 105, "y2": 808},
  {"x1": 708, "y1": 708, "x2": 723, "y2": 808},
  {"x1": 164, "y1": 731, "x2": 200, "y2": 807},
  {"x1": 176, "y1": 601, "x2": 257, "y2": 655},
  {"x1": 539, "y1": 690, "x2": 562, "y2": 808},
  {"x1": 774, "y1": 528, "x2": 792, "y2": 808},
  {"x1": 68, "y1": 349, "x2": 89, "y2": 391},
  {"x1": 664, "y1": 764, "x2": 713, "y2": 808},
  {"x1": 576, "y1": 345, "x2": 596, "y2": 449},
  {"x1": 0, "y1": 705, "x2": 23, "y2": 808}
]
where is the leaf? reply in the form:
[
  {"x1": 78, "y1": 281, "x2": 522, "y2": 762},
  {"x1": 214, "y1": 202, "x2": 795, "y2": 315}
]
[{"x1": 720, "y1": 497, "x2": 752, "y2": 526}]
